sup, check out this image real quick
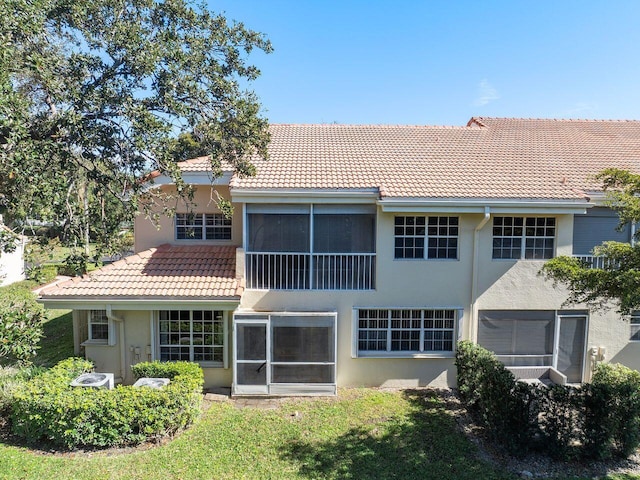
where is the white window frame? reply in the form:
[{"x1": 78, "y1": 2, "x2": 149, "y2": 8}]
[
  {"x1": 630, "y1": 312, "x2": 640, "y2": 342},
  {"x1": 394, "y1": 216, "x2": 459, "y2": 260},
  {"x1": 175, "y1": 213, "x2": 232, "y2": 241},
  {"x1": 82, "y1": 309, "x2": 116, "y2": 346},
  {"x1": 353, "y1": 307, "x2": 461, "y2": 358},
  {"x1": 88, "y1": 309, "x2": 109, "y2": 343},
  {"x1": 492, "y1": 216, "x2": 556, "y2": 260},
  {"x1": 157, "y1": 310, "x2": 226, "y2": 367}
]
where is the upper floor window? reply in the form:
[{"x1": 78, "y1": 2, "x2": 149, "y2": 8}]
[
  {"x1": 158, "y1": 310, "x2": 225, "y2": 365},
  {"x1": 356, "y1": 308, "x2": 457, "y2": 356},
  {"x1": 88, "y1": 310, "x2": 109, "y2": 342},
  {"x1": 394, "y1": 216, "x2": 459, "y2": 260},
  {"x1": 492, "y1": 217, "x2": 555, "y2": 260},
  {"x1": 176, "y1": 213, "x2": 231, "y2": 241}
]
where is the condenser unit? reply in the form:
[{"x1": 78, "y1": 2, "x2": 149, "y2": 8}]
[
  {"x1": 132, "y1": 377, "x2": 170, "y2": 389},
  {"x1": 70, "y1": 372, "x2": 115, "y2": 389}
]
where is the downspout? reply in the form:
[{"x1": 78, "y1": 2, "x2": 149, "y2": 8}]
[
  {"x1": 106, "y1": 304, "x2": 126, "y2": 383},
  {"x1": 470, "y1": 207, "x2": 491, "y2": 343}
]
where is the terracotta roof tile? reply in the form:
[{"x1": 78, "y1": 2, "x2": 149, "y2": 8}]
[
  {"x1": 38, "y1": 244, "x2": 241, "y2": 301},
  {"x1": 217, "y1": 119, "x2": 640, "y2": 200}
]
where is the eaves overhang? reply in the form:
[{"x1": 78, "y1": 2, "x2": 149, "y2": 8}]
[
  {"x1": 377, "y1": 197, "x2": 592, "y2": 215},
  {"x1": 146, "y1": 171, "x2": 234, "y2": 188},
  {"x1": 38, "y1": 297, "x2": 241, "y2": 311},
  {"x1": 231, "y1": 188, "x2": 380, "y2": 204}
]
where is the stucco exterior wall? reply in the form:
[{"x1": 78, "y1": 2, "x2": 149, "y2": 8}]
[
  {"x1": 83, "y1": 308, "x2": 234, "y2": 387},
  {"x1": 0, "y1": 237, "x2": 25, "y2": 286},
  {"x1": 134, "y1": 185, "x2": 242, "y2": 252},
  {"x1": 80, "y1": 203, "x2": 640, "y2": 391}
]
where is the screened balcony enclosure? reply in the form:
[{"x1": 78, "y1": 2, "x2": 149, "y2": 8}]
[{"x1": 245, "y1": 205, "x2": 376, "y2": 290}]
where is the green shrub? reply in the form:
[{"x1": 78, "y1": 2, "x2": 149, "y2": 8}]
[
  {"x1": 0, "y1": 283, "x2": 47, "y2": 365},
  {"x1": 0, "y1": 365, "x2": 45, "y2": 415},
  {"x1": 455, "y1": 341, "x2": 540, "y2": 454},
  {"x1": 538, "y1": 384, "x2": 584, "y2": 459},
  {"x1": 25, "y1": 264, "x2": 58, "y2": 284},
  {"x1": 457, "y1": 342, "x2": 640, "y2": 461},
  {"x1": 584, "y1": 363, "x2": 640, "y2": 459},
  {"x1": 10, "y1": 359, "x2": 204, "y2": 449}
]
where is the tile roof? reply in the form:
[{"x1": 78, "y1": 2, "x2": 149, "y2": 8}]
[
  {"x1": 38, "y1": 244, "x2": 242, "y2": 301},
  {"x1": 221, "y1": 118, "x2": 640, "y2": 200}
]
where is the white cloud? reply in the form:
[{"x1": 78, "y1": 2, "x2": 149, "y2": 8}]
[{"x1": 473, "y1": 79, "x2": 500, "y2": 107}]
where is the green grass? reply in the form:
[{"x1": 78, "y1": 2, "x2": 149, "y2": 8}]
[
  {"x1": 0, "y1": 388, "x2": 516, "y2": 480},
  {"x1": 32, "y1": 309, "x2": 74, "y2": 367}
]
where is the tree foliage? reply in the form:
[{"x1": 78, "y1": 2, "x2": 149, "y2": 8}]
[
  {"x1": 0, "y1": 284, "x2": 46, "y2": 365},
  {"x1": 541, "y1": 168, "x2": 640, "y2": 314},
  {"x1": 0, "y1": 0, "x2": 271, "y2": 255}
]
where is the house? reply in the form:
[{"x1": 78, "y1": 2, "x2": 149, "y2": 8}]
[
  {"x1": 1, "y1": 224, "x2": 26, "y2": 286},
  {"x1": 38, "y1": 117, "x2": 640, "y2": 395}
]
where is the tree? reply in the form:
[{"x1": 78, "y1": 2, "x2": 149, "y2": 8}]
[
  {"x1": 541, "y1": 168, "x2": 640, "y2": 314},
  {"x1": 0, "y1": 0, "x2": 272, "y2": 257}
]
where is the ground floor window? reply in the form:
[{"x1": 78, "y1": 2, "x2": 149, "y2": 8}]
[
  {"x1": 158, "y1": 310, "x2": 225, "y2": 366},
  {"x1": 355, "y1": 308, "x2": 458, "y2": 356},
  {"x1": 478, "y1": 310, "x2": 587, "y2": 383},
  {"x1": 88, "y1": 310, "x2": 109, "y2": 342}
]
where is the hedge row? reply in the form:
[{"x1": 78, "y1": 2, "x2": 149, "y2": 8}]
[
  {"x1": 10, "y1": 358, "x2": 204, "y2": 449},
  {"x1": 455, "y1": 341, "x2": 640, "y2": 459}
]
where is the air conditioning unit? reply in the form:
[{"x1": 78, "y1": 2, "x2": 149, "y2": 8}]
[
  {"x1": 70, "y1": 372, "x2": 115, "y2": 390},
  {"x1": 133, "y1": 377, "x2": 170, "y2": 389}
]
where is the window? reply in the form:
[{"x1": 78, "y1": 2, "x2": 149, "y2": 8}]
[
  {"x1": 492, "y1": 217, "x2": 555, "y2": 259},
  {"x1": 158, "y1": 310, "x2": 225, "y2": 365},
  {"x1": 356, "y1": 308, "x2": 457, "y2": 355},
  {"x1": 176, "y1": 213, "x2": 231, "y2": 240},
  {"x1": 394, "y1": 216, "x2": 458, "y2": 259},
  {"x1": 631, "y1": 312, "x2": 640, "y2": 341},
  {"x1": 88, "y1": 310, "x2": 109, "y2": 342},
  {"x1": 478, "y1": 310, "x2": 554, "y2": 366}
]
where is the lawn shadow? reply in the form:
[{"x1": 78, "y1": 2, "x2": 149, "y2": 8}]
[
  {"x1": 34, "y1": 309, "x2": 74, "y2": 367},
  {"x1": 280, "y1": 389, "x2": 511, "y2": 480}
]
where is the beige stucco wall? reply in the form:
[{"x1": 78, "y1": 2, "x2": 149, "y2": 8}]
[
  {"x1": 134, "y1": 185, "x2": 242, "y2": 252},
  {"x1": 82, "y1": 308, "x2": 233, "y2": 387},
  {"x1": 83, "y1": 202, "x2": 640, "y2": 391},
  {"x1": 473, "y1": 213, "x2": 640, "y2": 380}
]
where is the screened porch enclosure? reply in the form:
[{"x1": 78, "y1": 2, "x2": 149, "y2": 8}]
[
  {"x1": 478, "y1": 310, "x2": 587, "y2": 383},
  {"x1": 245, "y1": 205, "x2": 376, "y2": 290},
  {"x1": 233, "y1": 312, "x2": 337, "y2": 395}
]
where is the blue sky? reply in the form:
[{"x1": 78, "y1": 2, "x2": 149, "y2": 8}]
[{"x1": 210, "y1": 1, "x2": 640, "y2": 126}]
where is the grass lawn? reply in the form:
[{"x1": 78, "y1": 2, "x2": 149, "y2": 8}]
[
  {"x1": 1, "y1": 388, "x2": 638, "y2": 480},
  {"x1": 0, "y1": 388, "x2": 516, "y2": 480},
  {"x1": 1, "y1": 282, "x2": 639, "y2": 479}
]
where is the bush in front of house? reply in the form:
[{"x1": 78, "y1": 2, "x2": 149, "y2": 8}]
[
  {"x1": 0, "y1": 281, "x2": 47, "y2": 365},
  {"x1": 10, "y1": 358, "x2": 204, "y2": 449},
  {"x1": 455, "y1": 341, "x2": 541, "y2": 454},
  {"x1": 583, "y1": 362, "x2": 640, "y2": 459},
  {"x1": 456, "y1": 341, "x2": 640, "y2": 460}
]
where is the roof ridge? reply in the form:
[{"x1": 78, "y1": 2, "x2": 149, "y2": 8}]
[
  {"x1": 474, "y1": 116, "x2": 640, "y2": 123},
  {"x1": 268, "y1": 123, "x2": 472, "y2": 129}
]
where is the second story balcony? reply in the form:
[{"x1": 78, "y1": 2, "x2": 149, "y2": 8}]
[
  {"x1": 246, "y1": 252, "x2": 376, "y2": 290},
  {"x1": 245, "y1": 205, "x2": 376, "y2": 291}
]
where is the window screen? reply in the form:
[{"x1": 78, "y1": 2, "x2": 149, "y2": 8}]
[{"x1": 478, "y1": 310, "x2": 554, "y2": 366}]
